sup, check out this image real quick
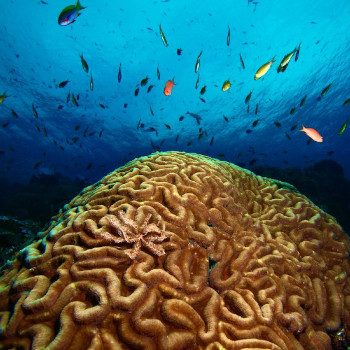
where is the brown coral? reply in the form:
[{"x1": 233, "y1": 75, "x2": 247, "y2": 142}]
[{"x1": 0, "y1": 151, "x2": 349, "y2": 350}]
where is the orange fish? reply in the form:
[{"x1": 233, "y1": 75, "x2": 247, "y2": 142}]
[
  {"x1": 163, "y1": 79, "x2": 175, "y2": 96},
  {"x1": 300, "y1": 125, "x2": 323, "y2": 142}
]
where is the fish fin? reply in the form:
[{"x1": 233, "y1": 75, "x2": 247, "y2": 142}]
[
  {"x1": 271, "y1": 56, "x2": 276, "y2": 63},
  {"x1": 76, "y1": 0, "x2": 86, "y2": 10}
]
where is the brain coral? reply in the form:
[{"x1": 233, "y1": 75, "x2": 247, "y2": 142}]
[{"x1": 0, "y1": 151, "x2": 349, "y2": 350}]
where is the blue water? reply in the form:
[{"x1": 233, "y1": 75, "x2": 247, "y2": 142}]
[{"x1": 0, "y1": 0, "x2": 350, "y2": 183}]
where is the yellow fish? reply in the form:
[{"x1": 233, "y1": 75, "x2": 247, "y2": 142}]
[
  {"x1": 254, "y1": 57, "x2": 275, "y2": 80},
  {"x1": 277, "y1": 50, "x2": 295, "y2": 73},
  {"x1": 222, "y1": 80, "x2": 231, "y2": 91},
  {"x1": 159, "y1": 25, "x2": 168, "y2": 47},
  {"x1": 0, "y1": 93, "x2": 9, "y2": 104}
]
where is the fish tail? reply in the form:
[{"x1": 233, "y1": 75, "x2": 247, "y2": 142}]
[
  {"x1": 76, "y1": 0, "x2": 86, "y2": 10},
  {"x1": 271, "y1": 56, "x2": 276, "y2": 63},
  {"x1": 300, "y1": 125, "x2": 305, "y2": 132}
]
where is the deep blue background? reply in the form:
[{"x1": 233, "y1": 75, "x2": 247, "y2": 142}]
[{"x1": 0, "y1": 0, "x2": 350, "y2": 184}]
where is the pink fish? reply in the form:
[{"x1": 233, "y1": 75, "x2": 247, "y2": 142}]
[{"x1": 300, "y1": 125, "x2": 323, "y2": 142}]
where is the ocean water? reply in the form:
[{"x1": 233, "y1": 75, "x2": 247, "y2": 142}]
[{"x1": 0, "y1": 0, "x2": 350, "y2": 183}]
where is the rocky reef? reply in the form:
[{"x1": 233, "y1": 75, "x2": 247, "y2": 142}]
[{"x1": 0, "y1": 152, "x2": 349, "y2": 349}]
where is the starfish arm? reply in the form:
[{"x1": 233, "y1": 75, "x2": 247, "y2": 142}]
[{"x1": 142, "y1": 238, "x2": 166, "y2": 256}]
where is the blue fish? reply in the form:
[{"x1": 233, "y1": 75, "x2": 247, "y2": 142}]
[{"x1": 58, "y1": 0, "x2": 86, "y2": 26}]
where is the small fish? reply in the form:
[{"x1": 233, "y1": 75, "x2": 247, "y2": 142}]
[
  {"x1": 290, "y1": 124, "x2": 297, "y2": 131},
  {"x1": 300, "y1": 95, "x2": 307, "y2": 107},
  {"x1": 157, "y1": 66, "x2": 160, "y2": 80},
  {"x1": 195, "y1": 51, "x2": 203, "y2": 73},
  {"x1": 124, "y1": 103, "x2": 128, "y2": 108},
  {"x1": 239, "y1": 53, "x2": 245, "y2": 69},
  {"x1": 320, "y1": 83, "x2": 332, "y2": 98},
  {"x1": 58, "y1": 80, "x2": 69, "y2": 88},
  {"x1": 164, "y1": 123, "x2": 171, "y2": 130},
  {"x1": 295, "y1": 43, "x2": 301, "y2": 62},
  {"x1": 198, "y1": 130, "x2": 204, "y2": 140},
  {"x1": 222, "y1": 80, "x2": 231, "y2": 91},
  {"x1": 252, "y1": 119, "x2": 259, "y2": 127},
  {"x1": 80, "y1": 53, "x2": 89, "y2": 73},
  {"x1": 210, "y1": 136, "x2": 214, "y2": 145},
  {"x1": 0, "y1": 93, "x2": 9, "y2": 104},
  {"x1": 274, "y1": 121, "x2": 281, "y2": 128},
  {"x1": 58, "y1": 104, "x2": 64, "y2": 110},
  {"x1": 199, "y1": 97, "x2": 206, "y2": 103},
  {"x1": 245, "y1": 91, "x2": 253, "y2": 104},
  {"x1": 99, "y1": 103, "x2": 106, "y2": 109},
  {"x1": 89, "y1": 74, "x2": 94, "y2": 91},
  {"x1": 195, "y1": 75, "x2": 200, "y2": 89},
  {"x1": 66, "y1": 91, "x2": 71, "y2": 103},
  {"x1": 134, "y1": 87, "x2": 140, "y2": 96},
  {"x1": 300, "y1": 125, "x2": 323, "y2": 142},
  {"x1": 2, "y1": 122, "x2": 9, "y2": 128},
  {"x1": 342, "y1": 98, "x2": 350, "y2": 106},
  {"x1": 175, "y1": 134, "x2": 179, "y2": 142},
  {"x1": 187, "y1": 140, "x2": 193, "y2": 146},
  {"x1": 277, "y1": 49, "x2": 295, "y2": 73},
  {"x1": 99, "y1": 129, "x2": 103, "y2": 137},
  {"x1": 186, "y1": 111, "x2": 202, "y2": 124},
  {"x1": 32, "y1": 104, "x2": 39, "y2": 119},
  {"x1": 247, "y1": 105, "x2": 250, "y2": 113},
  {"x1": 246, "y1": 129, "x2": 252, "y2": 134},
  {"x1": 86, "y1": 162, "x2": 92, "y2": 170},
  {"x1": 11, "y1": 109, "x2": 18, "y2": 119},
  {"x1": 141, "y1": 77, "x2": 149, "y2": 86},
  {"x1": 118, "y1": 63, "x2": 122, "y2": 83},
  {"x1": 218, "y1": 153, "x2": 225, "y2": 158},
  {"x1": 159, "y1": 24, "x2": 169, "y2": 47},
  {"x1": 254, "y1": 57, "x2": 275, "y2": 80},
  {"x1": 177, "y1": 48, "x2": 182, "y2": 55},
  {"x1": 255, "y1": 103, "x2": 259, "y2": 115},
  {"x1": 58, "y1": 0, "x2": 86, "y2": 26},
  {"x1": 226, "y1": 25, "x2": 231, "y2": 46},
  {"x1": 147, "y1": 84, "x2": 155, "y2": 93},
  {"x1": 223, "y1": 115, "x2": 229, "y2": 122},
  {"x1": 74, "y1": 124, "x2": 81, "y2": 131},
  {"x1": 179, "y1": 115, "x2": 184, "y2": 121},
  {"x1": 285, "y1": 132, "x2": 291, "y2": 140},
  {"x1": 200, "y1": 85, "x2": 206, "y2": 95},
  {"x1": 71, "y1": 94, "x2": 79, "y2": 106},
  {"x1": 290, "y1": 107, "x2": 296, "y2": 115},
  {"x1": 150, "y1": 106, "x2": 154, "y2": 116},
  {"x1": 164, "y1": 79, "x2": 175, "y2": 96},
  {"x1": 338, "y1": 119, "x2": 348, "y2": 135},
  {"x1": 144, "y1": 127, "x2": 158, "y2": 136}
]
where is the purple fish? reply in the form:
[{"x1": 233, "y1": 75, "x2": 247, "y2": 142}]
[{"x1": 58, "y1": 0, "x2": 86, "y2": 26}]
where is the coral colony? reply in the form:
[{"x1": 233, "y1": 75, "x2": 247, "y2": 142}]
[{"x1": 0, "y1": 152, "x2": 349, "y2": 349}]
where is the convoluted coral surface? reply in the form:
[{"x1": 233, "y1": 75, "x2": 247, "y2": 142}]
[{"x1": 0, "y1": 151, "x2": 349, "y2": 350}]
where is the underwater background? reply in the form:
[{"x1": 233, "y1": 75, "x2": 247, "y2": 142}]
[{"x1": 0, "y1": 0, "x2": 350, "y2": 260}]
